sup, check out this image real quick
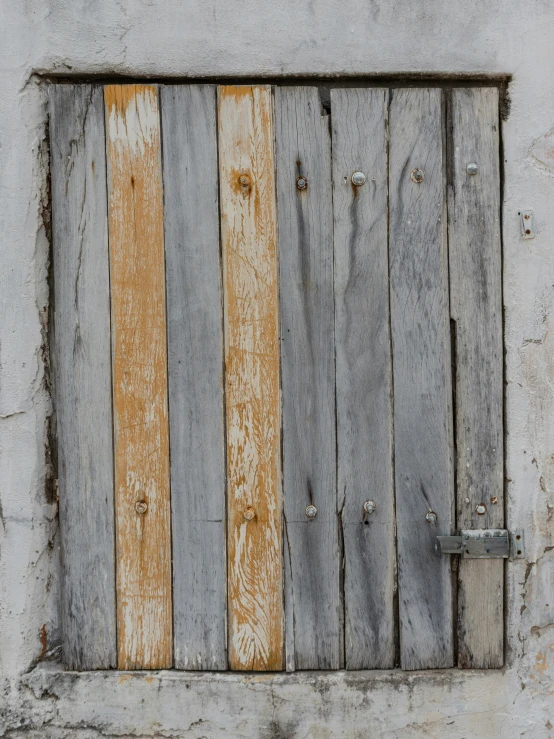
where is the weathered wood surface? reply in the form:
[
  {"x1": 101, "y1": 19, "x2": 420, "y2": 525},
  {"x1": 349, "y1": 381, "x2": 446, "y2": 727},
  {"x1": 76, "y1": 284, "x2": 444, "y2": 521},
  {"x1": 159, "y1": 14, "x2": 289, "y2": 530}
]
[
  {"x1": 218, "y1": 85, "x2": 283, "y2": 671},
  {"x1": 448, "y1": 88, "x2": 504, "y2": 669},
  {"x1": 389, "y1": 88, "x2": 455, "y2": 670},
  {"x1": 275, "y1": 86, "x2": 340, "y2": 670},
  {"x1": 105, "y1": 84, "x2": 172, "y2": 670},
  {"x1": 50, "y1": 85, "x2": 116, "y2": 670},
  {"x1": 161, "y1": 85, "x2": 226, "y2": 670},
  {"x1": 331, "y1": 88, "x2": 395, "y2": 669}
]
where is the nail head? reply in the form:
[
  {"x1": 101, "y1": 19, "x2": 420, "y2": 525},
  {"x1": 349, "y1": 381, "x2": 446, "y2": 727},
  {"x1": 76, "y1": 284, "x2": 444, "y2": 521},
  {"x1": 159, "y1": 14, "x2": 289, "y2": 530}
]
[
  {"x1": 466, "y1": 162, "x2": 479, "y2": 176},
  {"x1": 305, "y1": 504, "x2": 317, "y2": 518},
  {"x1": 296, "y1": 176, "x2": 308, "y2": 190},
  {"x1": 475, "y1": 503, "x2": 487, "y2": 515},
  {"x1": 425, "y1": 510, "x2": 437, "y2": 524},
  {"x1": 363, "y1": 500, "x2": 376, "y2": 514},
  {"x1": 135, "y1": 500, "x2": 148, "y2": 515},
  {"x1": 351, "y1": 171, "x2": 366, "y2": 186},
  {"x1": 410, "y1": 168, "x2": 424, "y2": 184},
  {"x1": 243, "y1": 507, "x2": 256, "y2": 521}
]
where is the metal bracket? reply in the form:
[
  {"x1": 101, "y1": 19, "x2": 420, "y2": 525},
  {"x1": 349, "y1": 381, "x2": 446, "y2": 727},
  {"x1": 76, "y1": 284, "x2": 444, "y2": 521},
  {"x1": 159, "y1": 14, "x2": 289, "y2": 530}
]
[{"x1": 437, "y1": 529, "x2": 525, "y2": 560}]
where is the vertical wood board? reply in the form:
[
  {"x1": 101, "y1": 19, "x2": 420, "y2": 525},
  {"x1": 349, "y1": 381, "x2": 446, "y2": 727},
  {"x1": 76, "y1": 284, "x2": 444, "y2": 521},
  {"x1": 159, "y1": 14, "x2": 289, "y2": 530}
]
[
  {"x1": 448, "y1": 88, "x2": 504, "y2": 669},
  {"x1": 50, "y1": 85, "x2": 116, "y2": 670},
  {"x1": 105, "y1": 84, "x2": 172, "y2": 670},
  {"x1": 275, "y1": 86, "x2": 341, "y2": 670},
  {"x1": 331, "y1": 88, "x2": 396, "y2": 669},
  {"x1": 389, "y1": 88, "x2": 455, "y2": 670},
  {"x1": 218, "y1": 85, "x2": 283, "y2": 671},
  {"x1": 161, "y1": 84, "x2": 227, "y2": 670}
]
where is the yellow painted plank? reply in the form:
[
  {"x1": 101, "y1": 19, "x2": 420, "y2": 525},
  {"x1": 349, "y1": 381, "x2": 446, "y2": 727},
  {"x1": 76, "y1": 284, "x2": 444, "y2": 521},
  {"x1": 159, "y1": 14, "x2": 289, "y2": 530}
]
[
  {"x1": 105, "y1": 84, "x2": 172, "y2": 670},
  {"x1": 218, "y1": 85, "x2": 283, "y2": 671}
]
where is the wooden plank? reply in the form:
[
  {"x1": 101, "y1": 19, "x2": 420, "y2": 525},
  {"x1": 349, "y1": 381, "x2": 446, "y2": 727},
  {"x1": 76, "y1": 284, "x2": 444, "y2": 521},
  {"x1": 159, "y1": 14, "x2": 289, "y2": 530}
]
[
  {"x1": 448, "y1": 88, "x2": 504, "y2": 668},
  {"x1": 218, "y1": 85, "x2": 283, "y2": 671},
  {"x1": 389, "y1": 88, "x2": 455, "y2": 670},
  {"x1": 105, "y1": 84, "x2": 172, "y2": 670},
  {"x1": 275, "y1": 86, "x2": 340, "y2": 670},
  {"x1": 160, "y1": 84, "x2": 226, "y2": 670},
  {"x1": 50, "y1": 85, "x2": 116, "y2": 670},
  {"x1": 331, "y1": 88, "x2": 395, "y2": 669}
]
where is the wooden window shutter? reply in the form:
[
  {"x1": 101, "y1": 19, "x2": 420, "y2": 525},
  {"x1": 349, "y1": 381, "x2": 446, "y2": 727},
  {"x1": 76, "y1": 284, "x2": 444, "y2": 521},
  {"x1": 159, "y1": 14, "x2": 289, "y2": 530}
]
[{"x1": 50, "y1": 83, "x2": 503, "y2": 672}]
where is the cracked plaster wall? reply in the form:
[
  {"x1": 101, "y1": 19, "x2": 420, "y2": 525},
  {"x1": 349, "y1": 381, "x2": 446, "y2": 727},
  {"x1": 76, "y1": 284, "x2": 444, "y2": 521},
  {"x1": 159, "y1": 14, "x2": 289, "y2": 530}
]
[{"x1": 1, "y1": 0, "x2": 554, "y2": 736}]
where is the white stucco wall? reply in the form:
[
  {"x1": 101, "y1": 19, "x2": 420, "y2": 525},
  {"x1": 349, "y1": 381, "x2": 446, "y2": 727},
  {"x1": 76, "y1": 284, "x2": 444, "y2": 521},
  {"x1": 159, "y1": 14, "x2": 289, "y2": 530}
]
[{"x1": 1, "y1": 1, "x2": 554, "y2": 736}]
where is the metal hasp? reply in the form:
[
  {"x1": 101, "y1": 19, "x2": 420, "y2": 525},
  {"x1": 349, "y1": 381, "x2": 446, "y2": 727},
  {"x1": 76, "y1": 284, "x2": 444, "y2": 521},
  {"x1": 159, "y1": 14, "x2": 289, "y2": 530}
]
[{"x1": 437, "y1": 529, "x2": 525, "y2": 560}]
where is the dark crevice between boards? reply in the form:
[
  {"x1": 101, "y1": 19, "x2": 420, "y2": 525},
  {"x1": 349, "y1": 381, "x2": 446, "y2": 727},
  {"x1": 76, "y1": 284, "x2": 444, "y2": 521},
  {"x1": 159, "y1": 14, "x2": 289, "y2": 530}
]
[
  {"x1": 498, "y1": 80, "x2": 509, "y2": 669},
  {"x1": 41, "y1": 110, "x2": 58, "y2": 507},
  {"x1": 101, "y1": 86, "x2": 119, "y2": 671},
  {"x1": 385, "y1": 88, "x2": 401, "y2": 670},
  {"x1": 213, "y1": 87, "x2": 231, "y2": 671},
  {"x1": 444, "y1": 88, "x2": 459, "y2": 667},
  {"x1": 157, "y1": 85, "x2": 177, "y2": 669}
]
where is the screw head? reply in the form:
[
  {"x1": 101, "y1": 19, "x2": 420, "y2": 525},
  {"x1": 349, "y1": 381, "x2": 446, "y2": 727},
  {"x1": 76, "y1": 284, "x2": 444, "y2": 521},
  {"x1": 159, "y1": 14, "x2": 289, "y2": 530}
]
[
  {"x1": 466, "y1": 162, "x2": 479, "y2": 176},
  {"x1": 135, "y1": 500, "x2": 148, "y2": 515},
  {"x1": 243, "y1": 507, "x2": 256, "y2": 521},
  {"x1": 305, "y1": 504, "x2": 317, "y2": 519},
  {"x1": 351, "y1": 171, "x2": 367, "y2": 186},
  {"x1": 296, "y1": 176, "x2": 308, "y2": 190},
  {"x1": 425, "y1": 510, "x2": 437, "y2": 524},
  {"x1": 410, "y1": 168, "x2": 424, "y2": 184},
  {"x1": 475, "y1": 503, "x2": 487, "y2": 515},
  {"x1": 239, "y1": 174, "x2": 251, "y2": 188},
  {"x1": 363, "y1": 500, "x2": 376, "y2": 514}
]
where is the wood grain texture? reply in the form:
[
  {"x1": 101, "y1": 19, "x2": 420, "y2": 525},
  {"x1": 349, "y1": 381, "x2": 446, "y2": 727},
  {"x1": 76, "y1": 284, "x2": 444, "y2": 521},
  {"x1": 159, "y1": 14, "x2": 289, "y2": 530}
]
[
  {"x1": 331, "y1": 88, "x2": 395, "y2": 669},
  {"x1": 448, "y1": 88, "x2": 504, "y2": 669},
  {"x1": 161, "y1": 85, "x2": 226, "y2": 670},
  {"x1": 105, "y1": 84, "x2": 172, "y2": 670},
  {"x1": 389, "y1": 88, "x2": 455, "y2": 670},
  {"x1": 275, "y1": 87, "x2": 340, "y2": 670},
  {"x1": 50, "y1": 85, "x2": 116, "y2": 670},
  {"x1": 218, "y1": 85, "x2": 283, "y2": 671}
]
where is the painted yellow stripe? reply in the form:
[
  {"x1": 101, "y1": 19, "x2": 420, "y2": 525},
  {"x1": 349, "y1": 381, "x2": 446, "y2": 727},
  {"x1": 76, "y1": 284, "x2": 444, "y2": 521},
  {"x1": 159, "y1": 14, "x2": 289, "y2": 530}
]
[
  {"x1": 105, "y1": 84, "x2": 172, "y2": 669},
  {"x1": 218, "y1": 85, "x2": 284, "y2": 671}
]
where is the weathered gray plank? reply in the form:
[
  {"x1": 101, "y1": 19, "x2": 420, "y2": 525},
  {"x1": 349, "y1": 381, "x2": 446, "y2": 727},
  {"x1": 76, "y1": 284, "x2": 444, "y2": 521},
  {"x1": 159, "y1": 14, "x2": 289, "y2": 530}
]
[
  {"x1": 160, "y1": 85, "x2": 227, "y2": 670},
  {"x1": 331, "y1": 88, "x2": 395, "y2": 669},
  {"x1": 448, "y1": 88, "x2": 503, "y2": 669},
  {"x1": 49, "y1": 85, "x2": 116, "y2": 669},
  {"x1": 389, "y1": 88, "x2": 455, "y2": 670},
  {"x1": 275, "y1": 86, "x2": 340, "y2": 670}
]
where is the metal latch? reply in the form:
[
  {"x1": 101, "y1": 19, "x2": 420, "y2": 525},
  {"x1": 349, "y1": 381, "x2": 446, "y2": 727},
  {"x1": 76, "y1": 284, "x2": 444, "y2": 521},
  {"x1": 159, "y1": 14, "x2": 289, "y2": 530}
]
[{"x1": 437, "y1": 529, "x2": 525, "y2": 560}]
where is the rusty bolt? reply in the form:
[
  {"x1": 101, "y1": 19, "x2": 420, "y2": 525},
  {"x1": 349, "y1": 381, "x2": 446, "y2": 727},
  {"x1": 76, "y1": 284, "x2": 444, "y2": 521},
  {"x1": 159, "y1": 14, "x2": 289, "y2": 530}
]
[
  {"x1": 466, "y1": 162, "x2": 479, "y2": 176},
  {"x1": 239, "y1": 174, "x2": 251, "y2": 188},
  {"x1": 243, "y1": 507, "x2": 255, "y2": 521},
  {"x1": 135, "y1": 500, "x2": 148, "y2": 515},
  {"x1": 410, "y1": 168, "x2": 424, "y2": 184},
  {"x1": 296, "y1": 176, "x2": 308, "y2": 190},
  {"x1": 475, "y1": 503, "x2": 487, "y2": 515},
  {"x1": 305, "y1": 504, "x2": 317, "y2": 518},
  {"x1": 351, "y1": 171, "x2": 367, "y2": 186},
  {"x1": 426, "y1": 510, "x2": 437, "y2": 524},
  {"x1": 363, "y1": 500, "x2": 376, "y2": 515}
]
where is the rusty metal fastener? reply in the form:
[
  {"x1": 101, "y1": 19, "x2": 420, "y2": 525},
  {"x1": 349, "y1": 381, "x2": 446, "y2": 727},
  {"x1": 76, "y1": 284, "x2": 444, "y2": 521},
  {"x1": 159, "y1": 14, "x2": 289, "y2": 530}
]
[
  {"x1": 305, "y1": 504, "x2": 317, "y2": 518},
  {"x1": 491, "y1": 496, "x2": 498, "y2": 505},
  {"x1": 296, "y1": 176, "x2": 308, "y2": 190},
  {"x1": 239, "y1": 174, "x2": 251, "y2": 187},
  {"x1": 363, "y1": 500, "x2": 376, "y2": 514},
  {"x1": 351, "y1": 171, "x2": 366, "y2": 186},
  {"x1": 475, "y1": 503, "x2": 487, "y2": 515},
  {"x1": 243, "y1": 507, "x2": 255, "y2": 521},
  {"x1": 410, "y1": 168, "x2": 424, "y2": 184},
  {"x1": 466, "y1": 162, "x2": 478, "y2": 176},
  {"x1": 426, "y1": 510, "x2": 437, "y2": 524},
  {"x1": 135, "y1": 500, "x2": 148, "y2": 515}
]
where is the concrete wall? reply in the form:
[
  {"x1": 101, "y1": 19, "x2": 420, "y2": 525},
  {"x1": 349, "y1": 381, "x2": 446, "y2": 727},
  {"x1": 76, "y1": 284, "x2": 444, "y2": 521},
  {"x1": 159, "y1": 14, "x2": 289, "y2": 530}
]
[{"x1": 1, "y1": 1, "x2": 554, "y2": 736}]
